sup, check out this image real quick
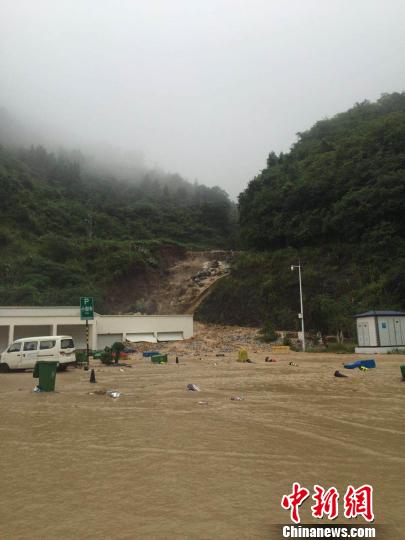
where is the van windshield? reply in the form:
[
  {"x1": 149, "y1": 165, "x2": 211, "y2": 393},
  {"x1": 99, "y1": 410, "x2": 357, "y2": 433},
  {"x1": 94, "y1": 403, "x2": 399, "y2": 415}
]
[
  {"x1": 61, "y1": 339, "x2": 74, "y2": 349},
  {"x1": 8, "y1": 342, "x2": 21, "y2": 353}
]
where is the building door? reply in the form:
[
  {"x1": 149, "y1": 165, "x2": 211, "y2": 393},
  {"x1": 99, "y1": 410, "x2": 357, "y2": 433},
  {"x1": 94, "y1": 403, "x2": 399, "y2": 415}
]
[
  {"x1": 97, "y1": 334, "x2": 123, "y2": 349},
  {"x1": 362, "y1": 322, "x2": 370, "y2": 346},
  {"x1": 357, "y1": 322, "x2": 370, "y2": 346},
  {"x1": 394, "y1": 319, "x2": 404, "y2": 346},
  {"x1": 357, "y1": 323, "x2": 364, "y2": 346},
  {"x1": 379, "y1": 320, "x2": 390, "y2": 346},
  {"x1": 401, "y1": 319, "x2": 405, "y2": 346}
]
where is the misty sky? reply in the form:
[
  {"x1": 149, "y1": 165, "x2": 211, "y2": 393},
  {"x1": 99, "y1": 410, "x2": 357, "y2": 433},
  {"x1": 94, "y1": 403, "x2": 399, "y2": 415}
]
[{"x1": 1, "y1": 1, "x2": 405, "y2": 198}]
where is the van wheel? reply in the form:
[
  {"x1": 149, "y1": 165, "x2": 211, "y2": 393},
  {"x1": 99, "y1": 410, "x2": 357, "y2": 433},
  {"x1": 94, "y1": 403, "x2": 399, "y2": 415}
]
[{"x1": 0, "y1": 363, "x2": 10, "y2": 373}]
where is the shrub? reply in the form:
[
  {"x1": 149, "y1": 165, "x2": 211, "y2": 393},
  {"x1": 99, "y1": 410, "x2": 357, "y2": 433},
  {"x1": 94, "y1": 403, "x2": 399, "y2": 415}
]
[
  {"x1": 259, "y1": 321, "x2": 277, "y2": 343},
  {"x1": 111, "y1": 342, "x2": 125, "y2": 363},
  {"x1": 100, "y1": 346, "x2": 113, "y2": 364},
  {"x1": 75, "y1": 351, "x2": 87, "y2": 364},
  {"x1": 325, "y1": 342, "x2": 356, "y2": 353}
]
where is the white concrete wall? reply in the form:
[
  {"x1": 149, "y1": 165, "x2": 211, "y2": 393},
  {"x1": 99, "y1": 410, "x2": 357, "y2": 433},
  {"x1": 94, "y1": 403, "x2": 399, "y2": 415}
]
[
  {"x1": 0, "y1": 326, "x2": 8, "y2": 352},
  {"x1": 0, "y1": 307, "x2": 82, "y2": 317},
  {"x1": 0, "y1": 308, "x2": 193, "y2": 350},
  {"x1": 57, "y1": 324, "x2": 89, "y2": 349},
  {"x1": 96, "y1": 315, "x2": 194, "y2": 340},
  {"x1": 97, "y1": 334, "x2": 123, "y2": 349},
  {"x1": 355, "y1": 346, "x2": 405, "y2": 354},
  {"x1": 13, "y1": 325, "x2": 53, "y2": 340},
  {"x1": 0, "y1": 317, "x2": 96, "y2": 347},
  {"x1": 377, "y1": 316, "x2": 405, "y2": 346},
  {"x1": 0, "y1": 316, "x2": 95, "y2": 327}
]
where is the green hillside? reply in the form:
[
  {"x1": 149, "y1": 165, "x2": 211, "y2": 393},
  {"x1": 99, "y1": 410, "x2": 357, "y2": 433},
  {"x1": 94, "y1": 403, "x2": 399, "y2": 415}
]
[
  {"x1": 0, "y1": 143, "x2": 236, "y2": 310},
  {"x1": 197, "y1": 93, "x2": 405, "y2": 337}
]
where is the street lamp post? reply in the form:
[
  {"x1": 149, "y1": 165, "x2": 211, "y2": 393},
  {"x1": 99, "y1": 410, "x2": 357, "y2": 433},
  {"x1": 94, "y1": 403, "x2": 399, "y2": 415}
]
[{"x1": 291, "y1": 261, "x2": 306, "y2": 352}]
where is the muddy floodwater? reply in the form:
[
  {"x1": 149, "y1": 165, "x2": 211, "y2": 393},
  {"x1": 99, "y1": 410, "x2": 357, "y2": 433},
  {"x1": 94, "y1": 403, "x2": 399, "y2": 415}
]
[{"x1": 0, "y1": 351, "x2": 403, "y2": 539}]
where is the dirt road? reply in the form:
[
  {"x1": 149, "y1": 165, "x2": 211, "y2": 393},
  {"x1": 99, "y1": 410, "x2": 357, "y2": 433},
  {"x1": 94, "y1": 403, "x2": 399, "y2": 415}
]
[{"x1": 0, "y1": 340, "x2": 403, "y2": 539}]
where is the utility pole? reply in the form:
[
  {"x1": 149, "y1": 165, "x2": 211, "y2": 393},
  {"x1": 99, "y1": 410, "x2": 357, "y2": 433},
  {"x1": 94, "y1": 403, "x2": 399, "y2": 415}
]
[{"x1": 291, "y1": 261, "x2": 306, "y2": 352}]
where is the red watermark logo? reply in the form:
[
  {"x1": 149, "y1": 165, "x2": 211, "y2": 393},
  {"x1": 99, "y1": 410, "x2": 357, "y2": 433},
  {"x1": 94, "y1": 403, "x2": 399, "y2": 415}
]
[{"x1": 281, "y1": 483, "x2": 374, "y2": 524}]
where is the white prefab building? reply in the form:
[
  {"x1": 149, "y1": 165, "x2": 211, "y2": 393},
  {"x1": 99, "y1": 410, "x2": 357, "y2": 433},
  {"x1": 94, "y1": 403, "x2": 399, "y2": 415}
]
[
  {"x1": 355, "y1": 310, "x2": 405, "y2": 354},
  {"x1": 0, "y1": 307, "x2": 193, "y2": 351}
]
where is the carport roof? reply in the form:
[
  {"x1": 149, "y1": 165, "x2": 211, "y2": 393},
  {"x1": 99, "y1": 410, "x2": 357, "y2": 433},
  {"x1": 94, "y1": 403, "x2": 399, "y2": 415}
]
[
  {"x1": 0, "y1": 306, "x2": 100, "y2": 317},
  {"x1": 354, "y1": 310, "x2": 405, "y2": 318}
]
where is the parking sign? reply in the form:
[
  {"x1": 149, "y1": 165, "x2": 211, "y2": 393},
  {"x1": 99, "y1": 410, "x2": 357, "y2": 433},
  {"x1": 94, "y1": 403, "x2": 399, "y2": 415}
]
[{"x1": 80, "y1": 297, "x2": 94, "y2": 320}]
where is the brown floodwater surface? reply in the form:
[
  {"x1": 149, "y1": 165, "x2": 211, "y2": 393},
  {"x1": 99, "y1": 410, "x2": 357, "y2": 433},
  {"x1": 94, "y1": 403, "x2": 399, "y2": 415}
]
[{"x1": 0, "y1": 351, "x2": 404, "y2": 539}]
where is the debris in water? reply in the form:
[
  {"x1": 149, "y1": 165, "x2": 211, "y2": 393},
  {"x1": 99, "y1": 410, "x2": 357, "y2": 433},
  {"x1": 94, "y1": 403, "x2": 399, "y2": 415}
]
[
  {"x1": 334, "y1": 370, "x2": 348, "y2": 378},
  {"x1": 187, "y1": 384, "x2": 200, "y2": 391},
  {"x1": 237, "y1": 349, "x2": 248, "y2": 362},
  {"x1": 107, "y1": 390, "x2": 122, "y2": 398},
  {"x1": 230, "y1": 396, "x2": 244, "y2": 401}
]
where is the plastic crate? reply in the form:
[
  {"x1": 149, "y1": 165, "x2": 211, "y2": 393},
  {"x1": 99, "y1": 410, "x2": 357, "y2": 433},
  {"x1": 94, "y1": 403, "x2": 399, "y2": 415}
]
[{"x1": 151, "y1": 354, "x2": 168, "y2": 363}]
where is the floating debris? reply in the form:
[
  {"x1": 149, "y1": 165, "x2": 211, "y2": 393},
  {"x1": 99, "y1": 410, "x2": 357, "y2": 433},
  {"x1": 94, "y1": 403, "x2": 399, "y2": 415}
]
[
  {"x1": 106, "y1": 390, "x2": 122, "y2": 398},
  {"x1": 334, "y1": 370, "x2": 348, "y2": 378}
]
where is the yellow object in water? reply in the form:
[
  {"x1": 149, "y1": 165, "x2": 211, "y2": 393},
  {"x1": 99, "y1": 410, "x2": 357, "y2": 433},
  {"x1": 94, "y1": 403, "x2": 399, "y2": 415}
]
[
  {"x1": 238, "y1": 349, "x2": 248, "y2": 362},
  {"x1": 359, "y1": 366, "x2": 368, "y2": 371}
]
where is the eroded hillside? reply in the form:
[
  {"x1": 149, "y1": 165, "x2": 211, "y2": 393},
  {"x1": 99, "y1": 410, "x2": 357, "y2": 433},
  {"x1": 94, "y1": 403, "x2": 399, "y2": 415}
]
[{"x1": 106, "y1": 249, "x2": 234, "y2": 315}]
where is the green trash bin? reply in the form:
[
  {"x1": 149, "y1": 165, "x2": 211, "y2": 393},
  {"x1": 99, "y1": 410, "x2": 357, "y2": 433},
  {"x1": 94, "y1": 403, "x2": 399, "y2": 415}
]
[
  {"x1": 33, "y1": 361, "x2": 59, "y2": 391},
  {"x1": 400, "y1": 365, "x2": 405, "y2": 380},
  {"x1": 151, "y1": 354, "x2": 168, "y2": 364}
]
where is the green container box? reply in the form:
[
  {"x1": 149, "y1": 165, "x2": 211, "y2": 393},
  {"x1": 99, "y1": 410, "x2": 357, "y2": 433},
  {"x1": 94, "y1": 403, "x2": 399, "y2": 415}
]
[
  {"x1": 33, "y1": 361, "x2": 59, "y2": 391},
  {"x1": 400, "y1": 365, "x2": 405, "y2": 380},
  {"x1": 151, "y1": 354, "x2": 168, "y2": 364}
]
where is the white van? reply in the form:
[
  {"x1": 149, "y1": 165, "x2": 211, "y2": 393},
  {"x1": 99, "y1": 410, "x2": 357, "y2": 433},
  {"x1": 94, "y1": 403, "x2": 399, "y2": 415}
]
[{"x1": 0, "y1": 335, "x2": 76, "y2": 372}]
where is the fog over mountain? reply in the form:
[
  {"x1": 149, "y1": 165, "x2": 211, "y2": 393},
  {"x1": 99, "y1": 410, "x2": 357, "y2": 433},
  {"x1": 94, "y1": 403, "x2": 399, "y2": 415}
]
[{"x1": 1, "y1": 0, "x2": 405, "y2": 197}]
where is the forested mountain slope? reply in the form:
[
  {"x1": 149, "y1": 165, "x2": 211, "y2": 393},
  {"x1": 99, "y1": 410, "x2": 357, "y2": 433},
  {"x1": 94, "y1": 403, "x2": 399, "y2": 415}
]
[
  {"x1": 0, "y1": 142, "x2": 236, "y2": 310},
  {"x1": 197, "y1": 93, "x2": 405, "y2": 337}
]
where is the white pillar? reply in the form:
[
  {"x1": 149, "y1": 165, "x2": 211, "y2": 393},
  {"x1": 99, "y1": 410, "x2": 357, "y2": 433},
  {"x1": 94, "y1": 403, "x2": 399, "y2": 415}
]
[
  {"x1": 91, "y1": 322, "x2": 97, "y2": 350},
  {"x1": 52, "y1": 324, "x2": 57, "y2": 336},
  {"x1": 8, "y1": 324, "x2": 14, "y2": 345}
]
